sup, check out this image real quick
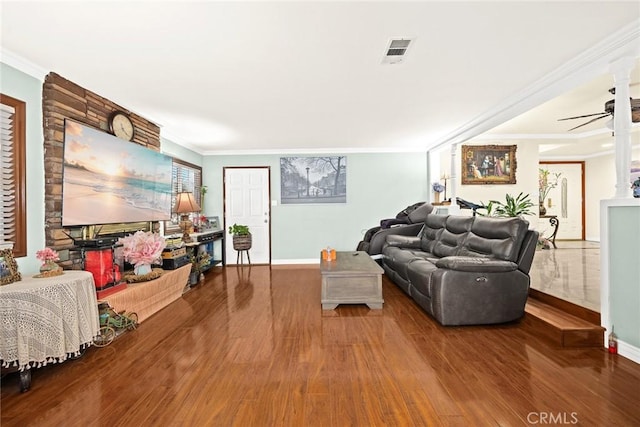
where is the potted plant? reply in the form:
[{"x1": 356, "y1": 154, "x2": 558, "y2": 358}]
[
  {"x1": 538, "y1": 168, "x2": 561, "y2": 215},
  {"x1": 480, "y1": 192, "x2": 535, "y2": 218},
  {"x1": 229, "y1": 223, "x2": 252, "y2": 250}
]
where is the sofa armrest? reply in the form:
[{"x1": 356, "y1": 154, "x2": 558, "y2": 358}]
[
  {"x1": 435, "y1": 256, "x2": 518, "y2": 272},
  {"x1": 384, "y1": 234, "x2": 422, "y2": 250},
  {"x1": 364, "y1": 223, "x2": 423, "y2": 254}
]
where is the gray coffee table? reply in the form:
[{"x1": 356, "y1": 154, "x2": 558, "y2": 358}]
[{"x1": 320, "y1": 251, "x2": 384, "y2": 309}]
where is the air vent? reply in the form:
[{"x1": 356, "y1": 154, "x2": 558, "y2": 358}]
[{"x1": 382, "y1": 38, "x2": 414, "y2": 64}]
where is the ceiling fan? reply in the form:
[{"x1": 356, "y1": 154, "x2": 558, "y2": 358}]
[{"x1": 558, "y1": 86, "x2": 640, "y2": 131}]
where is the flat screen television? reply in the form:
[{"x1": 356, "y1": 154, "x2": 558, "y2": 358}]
[{"x1": 62, "y1": 119, "x2": 173, "y2": 227}]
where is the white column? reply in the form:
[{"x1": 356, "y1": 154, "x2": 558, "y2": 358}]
[
  {"x1": 448, "y1": 143, "x2": 460, "y2": 213},
  {"x1": 610, "y1": 57, "x2": 635, "y2": 199}
]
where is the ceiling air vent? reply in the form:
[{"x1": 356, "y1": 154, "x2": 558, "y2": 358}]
[{"x1": 382, "y1": 38, "x2": 414, "y2": 65}]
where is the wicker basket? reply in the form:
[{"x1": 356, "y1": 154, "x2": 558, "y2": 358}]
[{"x1": 233, "y1": 233, "x2": 252, "y2": 250}]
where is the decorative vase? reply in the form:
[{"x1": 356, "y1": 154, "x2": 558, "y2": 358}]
[
  {"x1": 434, "y1": 192, "x2": 441, "y2": 204},
  {"x1": 135, "y1": 263, "x2": 152, "y2": 276},
  {"x1": 233, "y1": 233, "x2": 252, "y2": 251},
  {"x1": 539, "y1": 202, "x2": 547, "y2": 216},
  {"x1": 39, "y1": 260, "x2": 63, "y2": 276}
]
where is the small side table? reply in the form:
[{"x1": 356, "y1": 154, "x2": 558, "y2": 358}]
[{"x1": 540, "y1": 215, "x2": 559, "y2": 248}]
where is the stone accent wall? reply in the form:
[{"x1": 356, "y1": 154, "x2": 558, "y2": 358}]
[{"x1": 42, "y1": 72, "x2": 161, "y2": 266}]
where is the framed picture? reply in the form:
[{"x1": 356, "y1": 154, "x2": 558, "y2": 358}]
[
  {"x1": 0, "y1": 247, "x2": 21, "y2": 286},
  {"x1": 461, "y1": 145, "x2": 517, "y2": 185},
  {"x1": 207, "y1": 216, "x2": 220, "y2": 230},
  {"x1": 280, "y1": 156, "x2": 347, "y2": 204}
]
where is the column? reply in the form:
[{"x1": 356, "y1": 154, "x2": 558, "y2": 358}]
[{"x1": 610, "y1": 57, "x2": 635, "y2": 199}]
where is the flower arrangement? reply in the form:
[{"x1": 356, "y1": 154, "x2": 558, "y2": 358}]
[
  {"x1": 539, "y1": 168, "x2": 562, "y2": 203},
  {"x1": 432, "y1": 182, "x2": 445, "y2": 193},
  {"x1": 36, "y1": 247, "x2": 60, "y2": 265},
  {"x1": 118, "y1": 231, "x2": 167, "y2": 268}
]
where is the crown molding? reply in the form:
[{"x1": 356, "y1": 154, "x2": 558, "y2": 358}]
[
  {"x1": 0, "y1": 48, "x2": 48, "y2": 80},
  {"x1": 428, "y1": 18, "x2": 640, "y2": 152}
]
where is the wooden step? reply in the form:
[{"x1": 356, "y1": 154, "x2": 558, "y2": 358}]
[{"x1": 523, "y1": 297, "x2": 604, "y2": 348}]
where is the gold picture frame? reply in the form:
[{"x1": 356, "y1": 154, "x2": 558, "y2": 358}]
[
  {"x1": 461, "y1": 144, "x2": 517, "y2": 185},
  {"x1": 0, "y1": 247, "x2": 21, "y2": 286}
]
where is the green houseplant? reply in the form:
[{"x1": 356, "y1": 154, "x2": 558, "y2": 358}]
[
  {"x1": 480, "y1": 192, "x2": 535, "y2": 218},
  {"x1": 229, "y1": 223, "x2": 252, "y2": 250}
]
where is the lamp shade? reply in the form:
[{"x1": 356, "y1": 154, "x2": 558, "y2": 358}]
[{"x1": 174, "y1": 192, "x2": 201, "y2": 214}]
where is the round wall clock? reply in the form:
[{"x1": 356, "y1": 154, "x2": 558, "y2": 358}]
[{"x1": 109, "y1": 111, "x2": 135, "y2": 141}]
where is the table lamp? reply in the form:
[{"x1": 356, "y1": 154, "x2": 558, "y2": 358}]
[{"x1": 174, "y1": 192, "x2": 201, "y2": 243}]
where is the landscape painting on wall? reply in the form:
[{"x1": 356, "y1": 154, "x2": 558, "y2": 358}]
[
  {"x1": 280, "y1": 156, "x2": 347, "y2": 204},
  {"x1": 461, "y1": 144, "x2": 517, "y2": 185},
  {"x1": 62, "y1": 119, "x2": 173, "y2": 226}
]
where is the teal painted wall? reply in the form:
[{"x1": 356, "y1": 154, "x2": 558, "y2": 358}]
[
  {"x1": 161, "y1": 137, "x2": 203, "y2": 167},
  {"x1": 608, "y1": 206, "x2": 640, "y2": 348},
  {"x1": 0, "y1": 63, "x2": 45, "y2": 274},
  {"x1": 202, "y1": 152, "x2": 428, "y2": 261}
]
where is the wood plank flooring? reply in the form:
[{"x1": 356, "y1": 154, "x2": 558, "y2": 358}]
[{"x1": 2, "y1": 266, "x2": 640, "y2": 426}]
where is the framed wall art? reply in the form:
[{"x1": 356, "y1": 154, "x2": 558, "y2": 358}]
[
  {"x1": 461, "y1": 145, "x2": 517, "y2": 185},
  {"x1": 0, "y1": 244, "x2": 21, "y2": 285},
  {"x1": 207, "y1": 216, "x2": 220, "y2": 230},
  {"x1": 280, "y1": 156, "x2": 347, "y2": 204}
]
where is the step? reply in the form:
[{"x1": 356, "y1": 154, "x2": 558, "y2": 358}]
[{"x1": 523, "y1": 297, "x2": 604, "y2": 348}]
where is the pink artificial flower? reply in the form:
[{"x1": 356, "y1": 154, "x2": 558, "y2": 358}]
[
  {"x1": 36, "y1": 247, "x2": 60, "y2": 263},
  {"x1": 118, "y1": 231, "x2": 167, "y2": 268}
]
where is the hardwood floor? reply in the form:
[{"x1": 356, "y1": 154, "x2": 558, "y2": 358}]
[{"x1": 2, "y1": 265, "x2": 640, "y2": 426}]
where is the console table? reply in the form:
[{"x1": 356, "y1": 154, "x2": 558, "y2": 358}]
[
  {"x1": 540, "y1": 215, "x2": 560, "y2": 248},
  {"x1": 100, "y1": 264, "x2": 191, "y2": 323},
  {"x1": 0, "y1": 271, "x2": 99, "y2": 391}
]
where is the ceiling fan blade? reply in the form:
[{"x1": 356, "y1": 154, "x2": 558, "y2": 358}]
[
  {"x1": 567, "y1": 114, "x2": 610, "y2": 131},
  {"x1": 558, "y1": 112, "x2": 608, "y2": 121}
]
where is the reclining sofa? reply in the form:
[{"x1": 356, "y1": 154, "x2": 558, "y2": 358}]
[
  {"x1": 356, "y1": 202, "x2": 434, "y2": 256},
  {"x1": 382, "y1": 213, "x2": 538, "y2": 326}
]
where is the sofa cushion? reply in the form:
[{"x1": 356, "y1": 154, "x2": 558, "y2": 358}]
[
  {"x1": 432, "y1": 216, "x2": 474, "y2": 258},
  {"x1": 406, "y1": 259, "x2": 439, "y2": 298},
  {"x1": 383, "y1": 246, "x2": 433, "y2": 281},
  {"x1": 458, "y1": 216, "x2": 528, "y2": 262},
  {"x1": 419, "y1": 214, "x2": 447, "y2": 253}
]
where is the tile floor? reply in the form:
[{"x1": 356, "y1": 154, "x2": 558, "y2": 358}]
[{"x1": 529, "y1": 240, "x2": 600, "y2": 312}]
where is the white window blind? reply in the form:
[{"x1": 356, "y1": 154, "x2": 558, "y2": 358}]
[
  {"x1": 165, "y1": 158, "x2": 202, "y2": 232},
  {"x1": 0, "y1": 104, "x2": 17, "y2": 244},
  {"x1": 0, "y1": 94, "x2": 26, "y2": 257}
]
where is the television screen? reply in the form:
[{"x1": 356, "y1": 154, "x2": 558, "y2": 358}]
[{"x1": 62, "y1": 119, "x2": 173, "y2": 226}]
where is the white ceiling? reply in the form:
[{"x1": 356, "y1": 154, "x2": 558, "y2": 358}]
[{"x1": 1, "y1": 1, "x2": 639, "y2": 157}]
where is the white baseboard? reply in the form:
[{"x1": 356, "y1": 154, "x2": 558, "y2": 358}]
[
  {"x1": 271, "y1": 258, "x2": 319, "y2": 265},
  {"x1": 618, "y1": 340, "x2": 640, "y2": 364}
]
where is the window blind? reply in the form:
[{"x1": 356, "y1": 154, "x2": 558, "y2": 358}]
[
  {"x1": 0, "y1": 104, "x2": 17, "y2": 244},
  {"x1": 0, "y1": 94, "x2": 26, "y2": 257},
  {"x1": 166, "y1": 158, "x2": 202, "y2": 232}
]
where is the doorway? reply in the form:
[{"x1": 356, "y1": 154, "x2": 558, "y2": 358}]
[
  {"x1": 539, "y1": 161, "x2": 585, "y2": 240},
  {"x1": 223, "y1": 167, "x2": 271, "y2": 264}
]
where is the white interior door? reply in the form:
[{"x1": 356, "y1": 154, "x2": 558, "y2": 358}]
[
  {"x1": 539, "y1": 162, "x2": 583, "y2": 240},
  {"x1": 224, "y1": 167, "x2": 271, "y2": 264}
]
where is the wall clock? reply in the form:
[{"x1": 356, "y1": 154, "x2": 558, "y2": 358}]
[{"x1": 109, "y1": 111, "x2": 135, "y2": 141}]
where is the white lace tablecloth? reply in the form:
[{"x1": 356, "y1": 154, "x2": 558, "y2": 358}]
[{"x1": 0, "y1": 270, "x2": 99, "y2": 371}]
